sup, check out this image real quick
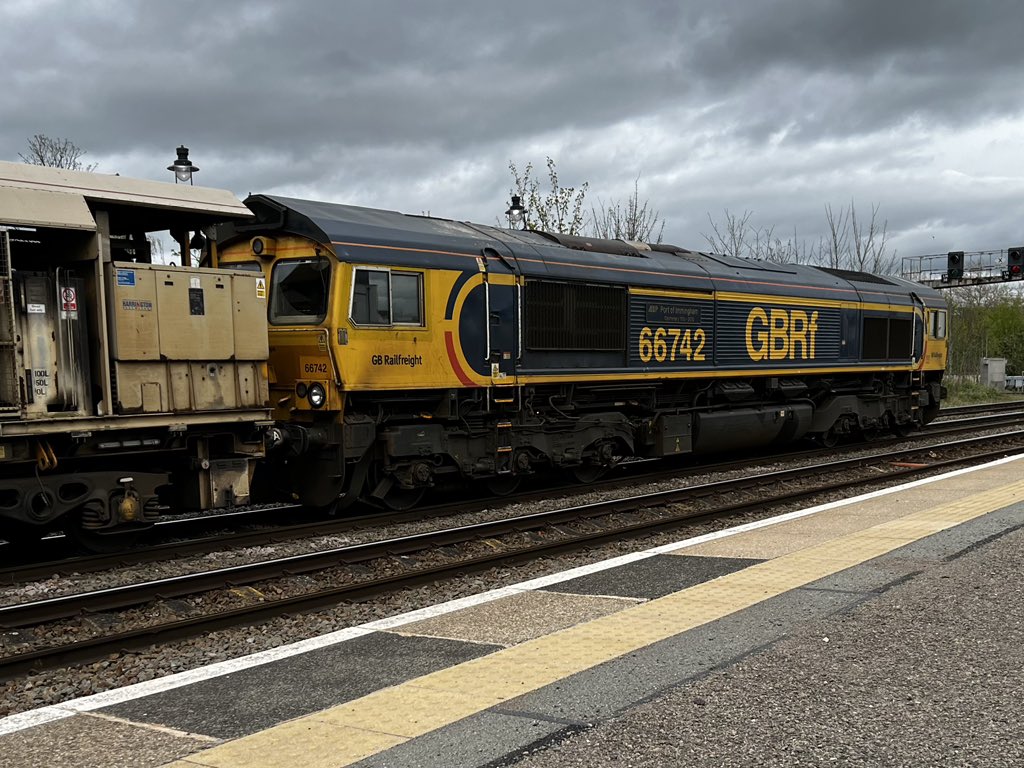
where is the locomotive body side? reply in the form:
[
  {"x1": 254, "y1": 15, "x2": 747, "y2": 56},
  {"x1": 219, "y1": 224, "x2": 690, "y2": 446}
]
[
  {"x1": 217, "y1": 195, "x2": 946, "y2": 511},
  {"x1": 0, "y1": 161, "x2": 270, "y2": 547}
]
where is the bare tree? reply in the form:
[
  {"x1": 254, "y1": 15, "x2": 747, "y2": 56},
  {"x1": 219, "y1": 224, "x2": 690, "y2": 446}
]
[
  {"x1": 818, "y1": 201, "x2": 896, "y2": 273},
  {"x1": 508, "y1": 157, "x2": 588, "y2": 234},
  {"x1": 849, "y1": 201, "x2": 895, "y2": 273},
  {"x1": 20, "y1": 134, "x2": 97, "y2": 171},
  {"x1": 703, "y1": 209, "x2": 755, "y2": 258},
  {"x1": 705, "y1": 202, "x2": 895, "y2": 272},
  {"x1": 703, "y1": 209, "x2": 810, "y2": 263},
  {"x1": 821, "y1": 203, "x2": 850, "y2": 268},
  {"x1": 590, "y1": 176, "x2": 666, "y2": 243}
]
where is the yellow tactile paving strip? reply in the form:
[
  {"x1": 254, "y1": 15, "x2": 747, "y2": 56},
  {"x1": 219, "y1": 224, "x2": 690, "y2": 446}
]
[
  {"x1": 676, "y1": 461, "x2": 1005, "y2": 560},
  {"x1": 166, "y1": 475, "x2": 1024, "y2": 768}
]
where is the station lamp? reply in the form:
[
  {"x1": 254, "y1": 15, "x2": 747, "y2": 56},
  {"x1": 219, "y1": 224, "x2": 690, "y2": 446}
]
[
  {"x1": 505, "y1": 195, "x2": 527, "y2": 230},
  {"x1": 167, "y1": 146, "x2": 199, "y2": 185}
]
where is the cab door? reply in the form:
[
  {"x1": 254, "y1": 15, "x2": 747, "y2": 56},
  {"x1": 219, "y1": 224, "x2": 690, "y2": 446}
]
[
  {"x1": 481, "y1": 247, "x2": 519, "y2": 384},
  {"x1": 910, "y1": 292, "x2": 926, "y2": 363}
]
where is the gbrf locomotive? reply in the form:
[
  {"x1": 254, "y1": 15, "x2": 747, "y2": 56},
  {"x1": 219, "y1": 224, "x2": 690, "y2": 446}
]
[{"x1": 215, "y1": 195, "x2": 948, "y2": 512}]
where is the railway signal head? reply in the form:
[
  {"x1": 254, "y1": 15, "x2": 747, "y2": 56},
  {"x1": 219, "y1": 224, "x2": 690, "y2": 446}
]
[
  {"x1": 946, "y1": 251, "x2": 964, "y2": 280},
  {"x1": 1008, "y1": 246, "x2": 1024, "y2": 279}
]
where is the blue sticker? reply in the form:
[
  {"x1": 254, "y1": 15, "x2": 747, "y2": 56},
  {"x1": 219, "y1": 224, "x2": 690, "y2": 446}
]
[{"x1": 116, "y1": 268, "x2": 136, "y2": 287}]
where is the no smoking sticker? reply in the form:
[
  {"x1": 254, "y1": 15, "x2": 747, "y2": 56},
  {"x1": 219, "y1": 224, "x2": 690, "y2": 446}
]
[{"x1": 61, "y1": 287, "x2": 77, "y2": 311}]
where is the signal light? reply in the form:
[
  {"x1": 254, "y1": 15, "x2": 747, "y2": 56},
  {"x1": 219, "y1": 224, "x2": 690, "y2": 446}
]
[
  {"x1": 1008, "y1": 246, "x2": 1024, "y2": 279},
  {"x1": 946, "y1": 251, "x2": 964, "y2": 280}
]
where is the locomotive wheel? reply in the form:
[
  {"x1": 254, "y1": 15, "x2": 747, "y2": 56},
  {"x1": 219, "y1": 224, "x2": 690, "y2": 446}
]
[
  {"x1": 817, "y1": 426, "x2": 839, "y2": 449},
  {"x1": 311, "y1": 492, "x2": 361, "y2": 517},
  {"x1": 378, "y1": 486, "x2": 426, "y2": 511},
  {"x1": 889, "y1": 413, "x2": 913, "y2": 438},
  {"x1": 485, "y1": 475, "x2": 521, "y2": 496},
  {"x1": 369, "y1": 470, "x2": 427, "y2": 511},
  {"x1": 571, "y1": 464, "x2": 607, "y2": 484}
]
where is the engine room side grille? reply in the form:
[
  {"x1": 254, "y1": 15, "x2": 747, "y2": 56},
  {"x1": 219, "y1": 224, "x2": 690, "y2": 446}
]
[
  {"x1": 862, "y1": 315, "x2": 914, "y2": 360},
  {"x1": 0, "y1": 230, "x2": 21, "y2": 411},
  {"x1": 524, "y1": 280, "x2": 626, "y2": 351}
]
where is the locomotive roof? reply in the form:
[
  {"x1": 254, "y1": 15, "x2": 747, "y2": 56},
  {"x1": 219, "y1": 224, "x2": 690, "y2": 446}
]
[
  {"x1": 0, "y1": 160, "x2": 251, "y2": 233},
  {"x1": 231, "y1": 194, "x2": 944, "y2": 306}
]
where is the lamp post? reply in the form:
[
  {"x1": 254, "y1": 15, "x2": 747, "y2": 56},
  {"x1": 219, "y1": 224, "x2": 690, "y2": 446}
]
[
  {"x1": 505, "y1": 195, "x2": 527, "y2": 230},
  {"x1": 167, "y1": 145, "x2": 199, "y2": 185}
]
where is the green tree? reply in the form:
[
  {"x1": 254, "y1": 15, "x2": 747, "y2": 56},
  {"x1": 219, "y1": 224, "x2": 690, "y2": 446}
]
[
  {"x1": 943, "y1": 284, "x2": 1014, "y2": 378},
  {"x1": 508, "y1": 157, "x2": 589, "y2": 234},
  {"x1": 984, "y1": 293, "x2": 1024, "y2": 375}
]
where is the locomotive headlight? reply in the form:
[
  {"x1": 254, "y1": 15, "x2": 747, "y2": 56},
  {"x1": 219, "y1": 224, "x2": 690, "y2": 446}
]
[{"x1": 307, "y1": 383, "x2": 327, "y2": 409}]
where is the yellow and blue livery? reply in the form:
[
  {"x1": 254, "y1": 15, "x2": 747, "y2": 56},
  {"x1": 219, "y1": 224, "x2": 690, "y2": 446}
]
[{"x1": 216, "y1": 196, "x2": 947, "y2": 510}]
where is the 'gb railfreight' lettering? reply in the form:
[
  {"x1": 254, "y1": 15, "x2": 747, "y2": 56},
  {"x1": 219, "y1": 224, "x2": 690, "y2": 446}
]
[
  {"x1": 370, "y1": 353, "x2": 424, "y2": 368},
  {"x1": 745, "y1": 307, "x2": 818, "y2": 361}
]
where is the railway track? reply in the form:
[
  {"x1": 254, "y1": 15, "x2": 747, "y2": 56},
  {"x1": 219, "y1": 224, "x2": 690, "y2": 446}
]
[
  {"x1": 1, "y1": 430, "x2": 1022, "y2": 680},
  {"x1": 2, "y1": 406, "x2": 1024, "y2": 578},
  {"x1": 934, "y1": 400, "x2": 1024, "y2": 416}
]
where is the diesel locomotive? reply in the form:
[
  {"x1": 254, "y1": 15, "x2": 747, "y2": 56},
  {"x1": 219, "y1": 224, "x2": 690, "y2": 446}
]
[
  {"x1": 215, "y1": 195, "x2": 948, "y2": 512},
  {"x1": 0, "y1": 161, "x2": 269, "y2": 548}
]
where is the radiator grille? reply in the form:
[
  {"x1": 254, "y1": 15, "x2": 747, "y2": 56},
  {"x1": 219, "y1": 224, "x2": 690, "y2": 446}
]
[{"x1": 525, "y1": 280, "x2": 626, "y2": 351}]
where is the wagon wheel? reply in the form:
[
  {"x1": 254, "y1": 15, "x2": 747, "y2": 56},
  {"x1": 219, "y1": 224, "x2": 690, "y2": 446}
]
[
  {"x1": 68, "y1": 520, "x2": 150, "y2": 553},
  {"x1": 0, "y1": 523, "x2": 43, "y2": 551},
  {"x1": 64, "y1": 501, "x2": 153, "y2": 553}
]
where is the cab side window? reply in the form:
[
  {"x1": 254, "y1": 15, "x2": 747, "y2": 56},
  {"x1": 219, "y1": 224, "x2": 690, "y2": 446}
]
[
  {"x1": 929, "y1": 310, "x2": 947, "y2": 339},
  {"x1": 351, "y1": 268, "x2": 423, "y2": 326}
]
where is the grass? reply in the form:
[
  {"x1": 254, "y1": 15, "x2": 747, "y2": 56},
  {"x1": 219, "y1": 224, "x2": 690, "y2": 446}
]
[{"x1": 944, "y1": 379, "x2": 1024, "y2": 406}]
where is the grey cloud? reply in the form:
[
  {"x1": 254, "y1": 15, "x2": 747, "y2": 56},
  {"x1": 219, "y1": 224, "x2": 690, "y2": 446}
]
[{"x1": 2, "y1": 0, "x2": 1024, "y2": 263}]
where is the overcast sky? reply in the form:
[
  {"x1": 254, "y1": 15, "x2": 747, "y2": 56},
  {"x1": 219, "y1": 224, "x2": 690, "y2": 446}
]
[{"x1": 3, "y1": 0, "x2": 1023, "y2": 267}]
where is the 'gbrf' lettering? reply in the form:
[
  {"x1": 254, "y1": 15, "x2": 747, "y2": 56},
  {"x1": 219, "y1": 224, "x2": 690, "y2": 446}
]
[{"x1": 745, "y1": 307, "x2": 819, "y2": 361}]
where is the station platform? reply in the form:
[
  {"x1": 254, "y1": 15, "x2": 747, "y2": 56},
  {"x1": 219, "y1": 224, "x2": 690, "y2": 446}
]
[{"x1": 1, "y1": 454, "x2": 1023, "y2": 767}]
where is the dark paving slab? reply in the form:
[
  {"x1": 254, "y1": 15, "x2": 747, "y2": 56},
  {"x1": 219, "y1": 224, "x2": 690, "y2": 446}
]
[
  {"x1": 0, "y1": 713, "x2": 210, "y2": 768},
  {"x1": 100, "y1": 631, "x2": 499, "y2": 741},
  {"x1": 545, "y1": 554, "x2": 760, "y2": 600}
]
